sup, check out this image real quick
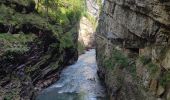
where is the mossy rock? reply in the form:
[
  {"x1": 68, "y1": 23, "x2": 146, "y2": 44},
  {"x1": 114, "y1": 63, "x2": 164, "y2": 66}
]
[{"x1": 0, "y1": 33, "x2": 36, "y2": 55}]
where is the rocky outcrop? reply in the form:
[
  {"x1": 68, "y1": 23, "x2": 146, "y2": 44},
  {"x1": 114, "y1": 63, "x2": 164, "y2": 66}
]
[
  {"x1": 78, "y1": 0, "x2": 100, "y2": 53},
  {"x1": 96, "y1": 0, "x2": 170, "y2": 100},
  {"x1": 0, "y1": 0, "x2": 78, "y2": 99},
  {"x1": 78, "y1": 17, "x2": 95, "y2": 49}
]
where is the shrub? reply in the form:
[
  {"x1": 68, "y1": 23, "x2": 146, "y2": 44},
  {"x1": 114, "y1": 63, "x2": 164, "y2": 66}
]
[
  {"x1": 147, "y1": 62, "x2": 159, "y2": 76},
  {"x1": 36, "y1": 0, "x2": 86, "y2": 26},
  {"x1": 103, "y1": 49, "x2": 129, "y2": 69},
  {"x1": 0, "y1": 33, "x2": 36, "y2": 54}
]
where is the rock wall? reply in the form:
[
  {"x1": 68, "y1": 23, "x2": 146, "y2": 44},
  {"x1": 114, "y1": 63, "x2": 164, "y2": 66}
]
[
  {"x1": 96, "y1": 0, "x2": 170, "y2": 100},
  {"x1": 86, "y1": 0, "x2": 100, "y2": 18},
  {"x1": 78, "y1": 0, "x2": 100, "y2": 52},
  {"x1": 0, "y1": 0, "x2": 78, "y2": 99},
  {"x1": 78, "y1": 17, "x2": 95, "y2": 49}
]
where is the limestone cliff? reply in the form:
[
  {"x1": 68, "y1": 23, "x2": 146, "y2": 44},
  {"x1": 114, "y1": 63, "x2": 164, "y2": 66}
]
[
  {"x1": 78, "y1": 0, "x2": 100, "y2": 53},
  {"x1": 0, "y1": 0, "x2": 78, "y2": 99},
  {"x1": 78, "y1": 17, "x2": 95, "y2": 49},
  {"x1": 96, "y1": 0, "x2": 170, "y2": 100}
]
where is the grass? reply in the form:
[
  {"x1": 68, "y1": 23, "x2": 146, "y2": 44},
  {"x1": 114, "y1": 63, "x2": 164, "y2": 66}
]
[
  {"x1": 0, "y1": 4, "x2": 57, "y2": 34},
  {"x1": 0, "y1": 33, "x2": 36, "y2": 55},
  {"x1": 139, "y1": 55, "x2": 151, "y2": 65},
  {"x1": 103, "y1": 49, "x2": 129, "y2": 69},
  {"x1": 59, "y1": 32, "x2": 74, "y2": 50},
  {"x1": 103, "y1": 48, "x2": 139, "y2": 80},
  {"x1": 59, "y1": 26, "x2": 78, "y2": 51},
  {"x1": 37, "y1": 0, "x2": 86, "y2": 27}
]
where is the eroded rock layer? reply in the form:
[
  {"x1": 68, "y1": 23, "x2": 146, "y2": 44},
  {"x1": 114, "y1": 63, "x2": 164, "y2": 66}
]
[
  {"x1": 0, "y1": 0, "x2": 78, "y2": 99},
  {"x1": 96, "y1": 0, "x2": 170, "y2": 100}
]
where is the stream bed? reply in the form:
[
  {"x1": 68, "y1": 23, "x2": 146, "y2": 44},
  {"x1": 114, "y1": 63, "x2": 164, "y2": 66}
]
[{"x1": 36, "y1": 49, "x2": 107, "y2": 100}]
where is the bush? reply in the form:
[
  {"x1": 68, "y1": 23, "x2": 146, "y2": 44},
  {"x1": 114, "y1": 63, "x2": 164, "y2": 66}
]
[
  {"x1": 0, "y1": 33, "x2": 36, "y2": 54},
  {"x1": 36, "y1": 0, "x2": 86, "y2": 26},
  {"x1": 103, "y1": 49, "x2": 129, "y2": 69},
  {"x1": 147, "y1": 62, "x2": 159, "y2": 76}
]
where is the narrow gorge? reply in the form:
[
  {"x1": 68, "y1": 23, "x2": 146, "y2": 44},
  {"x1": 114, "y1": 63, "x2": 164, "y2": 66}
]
[{"x1": 0, "y1": 0, "x2": 170, "y2": 100}]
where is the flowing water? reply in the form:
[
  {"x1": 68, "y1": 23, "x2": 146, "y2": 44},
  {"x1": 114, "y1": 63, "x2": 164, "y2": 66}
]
[{"x1": 36, "y1": 49, "x2": 107, "y2": 100}]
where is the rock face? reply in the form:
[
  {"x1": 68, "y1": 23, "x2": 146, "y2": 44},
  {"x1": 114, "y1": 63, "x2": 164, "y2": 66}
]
[
  {"x1": 0, "y1": 0, "x2": 78, "y2": 99},
  {"x1": 86, "y1": 0, "x2": 99, "y2": 18},
  {"x1": 78, "y1": 17, "x2": 95, "y2": 48},
  {"x1": 78, "y1": 0, "x2": 100, "y2": 52},
  {"x1": 96, "y1": 0, "x2": 170, "y2": 100}
]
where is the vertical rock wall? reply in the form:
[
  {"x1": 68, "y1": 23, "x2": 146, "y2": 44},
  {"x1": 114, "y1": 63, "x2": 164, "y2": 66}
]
[
  {"x1": 96, "y1": 0, "x2": 170, "y2": 100},
  {"x1": 78, "y1": 0, "x2": 100, "y2": 50},
  {"x1": 78, "y1": 17, "x2": 95, "y2": 48}
]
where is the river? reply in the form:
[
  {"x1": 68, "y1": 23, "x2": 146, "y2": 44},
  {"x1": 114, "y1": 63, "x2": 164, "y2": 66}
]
[{"x1": 36, "y1": 49, "x2": 107, "y2": 100}]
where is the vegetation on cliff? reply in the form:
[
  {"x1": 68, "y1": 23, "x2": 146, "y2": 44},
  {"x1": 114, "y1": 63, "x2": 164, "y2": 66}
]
[
  {"x1": 96, "y1": 0, "x2": 170, "y2": 99},
  {"x1": 0, "y1": 0, "x2": 86, "y2": 99}
]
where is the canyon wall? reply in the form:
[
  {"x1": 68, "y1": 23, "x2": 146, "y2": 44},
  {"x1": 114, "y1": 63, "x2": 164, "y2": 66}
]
[
  {"x1": 0, "y1": 0, "x2": 78, "y2": 99},
  {"x1": 96, "y1": 0, "x2": 170, "y2": 100},
  {"x1": 78, "y1": 0, "x2": 100, "y2": 52},
  {"x1": 78, "y1": 17, "x2": 95, "y2": 49}
]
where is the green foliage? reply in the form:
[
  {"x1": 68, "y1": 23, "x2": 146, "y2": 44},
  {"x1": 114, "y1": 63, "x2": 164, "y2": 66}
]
[
  {"x1": 160, "y1": 71, "x2": 170, "y2": 87},
  {"x1": 103, "y1": 49, "x2": 129, "y2": 69},
  {"x1": 139, "y1": 55, "x2": 159, "y2": 78},
  {"x1": 0, "y1": 33, "x2": 36, "y2": 54},
  {"x1": 60, "y1": 33, "x2": 74, "y2": 50},
  {"x1": 0, "y1": 4, "x2": 54, "y2": 31},
  {"x1": 37, "y1": 0, "x2": 86, "y2": 26},
  {"x1": 103, "y1": 49, "x2": 139, "y2": 80},
  {"x1": 139, "y1": 55, "x2": 151, "y2": 65}
]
